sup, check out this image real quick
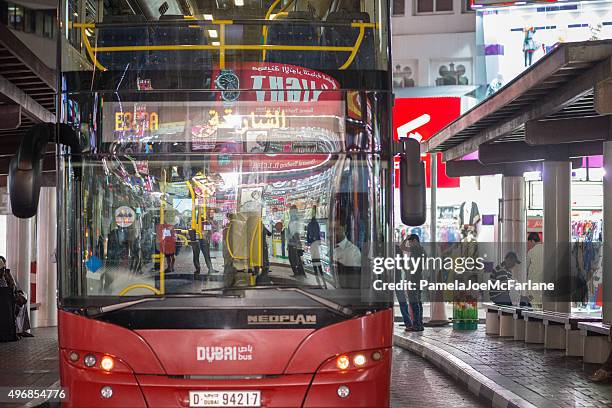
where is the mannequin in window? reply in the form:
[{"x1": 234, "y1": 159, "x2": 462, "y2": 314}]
[
  {"x1": 459, "y1": 201, "x2": 480, "y2": 230},
  {"x1": 523, "y1": 27, "x2": 538, "y2": 67}
]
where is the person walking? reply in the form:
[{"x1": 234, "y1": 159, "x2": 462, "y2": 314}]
[
  {"x1": 287, "y1": 205, "x2": 305, "y2": 277},
  {"x1": 394, "y1": 243, "x2": 412, "y2": 331},
  {"x1": 525, "y1": 232, "x2": 543, "y2": 308},
  {"x1": 402, "y1": 234, "x2": 425, "y2": 332},
  {"x1": 306, "y1": 205, "x2": 326, "y2": 287}
]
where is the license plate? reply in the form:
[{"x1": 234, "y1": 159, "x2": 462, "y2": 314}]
[{"x1": 189, "y1": 391, "x2": 261, "y2": 407}]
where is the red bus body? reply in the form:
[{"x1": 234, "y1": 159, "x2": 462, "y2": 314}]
[{"x1": 59, "y1": 308, "x2": 392, "y2": 407}]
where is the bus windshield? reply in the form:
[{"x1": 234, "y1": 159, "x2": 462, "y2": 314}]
[{"x1": 58, "y1": 0, "x2": 392, "y2": 309}]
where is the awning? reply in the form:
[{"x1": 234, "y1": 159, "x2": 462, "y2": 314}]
[
  {"x1": 0, "y1": 23, "x2": 55, "y2": 154},
  {"x1": 422, "y1": 40, "x2": 612, "y2": 161}
]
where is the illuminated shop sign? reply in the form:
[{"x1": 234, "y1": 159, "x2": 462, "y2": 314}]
[
  {"x1": 212, "y1": 62, "x2": 341, "y2": 103},
  {"x1": 103, "y1": 101, "x2": 344, "y2": 150},
  {"x1": 393, "y1": 97, "x2": 462, "y2": 189},
  {"x1": 115, "y1": 111, "x2": 159, "y2": 132},
  {"x1": 473, "y1": 0, "x2": 564, "y2": 6}
]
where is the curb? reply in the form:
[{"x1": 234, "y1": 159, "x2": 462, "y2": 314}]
[{"x1": 393, "y1": 333, "x2": 538, "y2": 408}]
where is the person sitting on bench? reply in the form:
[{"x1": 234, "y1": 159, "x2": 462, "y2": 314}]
[{"x1": 490, "y1": 252, "x2": 521, "y2": 306}]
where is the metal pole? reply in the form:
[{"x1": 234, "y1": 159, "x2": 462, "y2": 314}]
[
  {"x1": 428, "y1": 153, "x2": 449, "y2": 325},
  {"x1": 501, "y1": 175, "x2": 526, "y2": 305}
]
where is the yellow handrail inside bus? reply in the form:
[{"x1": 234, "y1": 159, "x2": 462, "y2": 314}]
[
  {"x1": 186, "y1": 180, "x2": 198, "y2": 231},
  {"x1": 69, "y1": 20, "x2": 376, "y2": 72},
  {"x1": 262, "y1": 0, "x2": 295, "y2": 60},
  {"x1": 159, "y1": 169, "x2": 166, "y2": 294},
  {"x1": 119, "y1": 283, "x2": 161, "y2": 296}
]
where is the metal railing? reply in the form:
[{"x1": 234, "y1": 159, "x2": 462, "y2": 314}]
[{"x1": 69, "y1": 19, "x2": 376, "y2": 72}]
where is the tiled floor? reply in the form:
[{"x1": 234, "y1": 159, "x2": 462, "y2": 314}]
[
  {"x1": 396, "y1": 325, "x2": 612, "y2": 408},
  {"x1": 0, "y1": 327, "x2": 59, "y2": 407}
]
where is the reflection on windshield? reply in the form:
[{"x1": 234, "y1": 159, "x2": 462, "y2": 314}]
[{"x1": 64, "y1": 153, "x2": 383, "y2": 298}]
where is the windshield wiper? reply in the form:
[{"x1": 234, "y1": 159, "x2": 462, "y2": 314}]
[
  {"x1": 86, "y1": 297, "x2": 163, "y2": 316},
  {"x1": 202, "y1": 285, "x2": 353, "y2": 317},
  {"x1": 86, "y1": 293, "x2": 240, "y2": 316}
]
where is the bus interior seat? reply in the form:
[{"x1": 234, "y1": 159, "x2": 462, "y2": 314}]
[
  {"x1": 97, "y1": 14, "x2": 149, "y2": 70},
  {"x1": 322, "y1": 11, "x2": 374, "y2": 70},
  {"x1": 150, "y1": 15, "x2": 210, "y2": 70},
  {"x1": 265, "y1": 11, "x2": 318, "y2": 69}
]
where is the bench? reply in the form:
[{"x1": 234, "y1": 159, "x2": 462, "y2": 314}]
[
  {"x1": 578, "y1": 322, "x2": 611, "y2": 364},
  {"x1": 498, "y1": 306, "x2": 531, "y2": 340},
  {"x1": 523, "y1": 311, "x2": 602, "y2": 352},
  {"x1": 484, "y1": 303, "x2": 501, "y2": 335}
]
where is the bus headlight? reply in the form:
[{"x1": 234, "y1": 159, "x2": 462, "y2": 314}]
[
  {"x1": 353, "y1": 354, "x2": 367, "y2": 367},
  {"x1": 100, "y1": 356, "x2": 114, "y2": 371},
  {"x1": 100, "y1": 386, "x2": 113, "y2": 399},
  {"x1": 335, "y1": 355, "x2": 350, "y2": 370},
  {"x1": 84, "y1": 354, "x2": 97, "y2": 367},
  {"x1": 337, "y1": 385, "x2": 350, "y2": 398}
]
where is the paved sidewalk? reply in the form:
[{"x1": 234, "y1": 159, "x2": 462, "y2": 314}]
[
  {"x1": 0, "y1": 327, "x2": 59, "y2": 407},
  {"x1": 391, "y1": 347, "x2": 488, "y2": 407},
  {"x1": 394, "y1": 324, "x2": 612, "y2": 408}
]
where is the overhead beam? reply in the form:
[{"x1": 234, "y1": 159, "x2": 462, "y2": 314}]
[
  {"x1": 0, "y1": 23, "x2": 56, "y2": 89},
  {"x1": 479, "y1": 141, "x2": 602, "y2": 165},
  {"x1": 595, "y1": 80, "x2": 612, "y2": 115},
  {"x1": 525, "y1": 116, "x2": 612, "y2": 145},
  {"x1": 0, "y1": 105, "x2": 20, "y2": 129},
  {"x1": 0, "y1": 74, "x2": 55, "y2": 123},
  {"x1": 437, "y1": 56, "x2": 612, "y2": 161},
  {"x1": 446, "y1": 158, "x2": 582, "y2": 177},
  {"x1": 446, "y1": 160, "x2": 542, "y2": 177}
]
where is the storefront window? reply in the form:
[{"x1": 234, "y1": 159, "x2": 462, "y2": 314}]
[
  {"x1": 416, "y1": 0, "x2": 453, "y2": 14},
  {"x1": 476, "y1": 2, "x2": 612, "y2": 100},
  {"x1": 393, "y1": 0, "x2": 405, "y2": 16},
  {"x1": 8, "y1": 3, "x2": 24, "y2": 31}
]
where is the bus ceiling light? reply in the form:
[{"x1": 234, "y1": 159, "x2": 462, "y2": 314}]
[
  {"x1": 100, "y1": 356, "x2": 114, "y2": 371},
  {"x1": 203, "y1": 14, "x2": 213, "y2": 20},
  {"x1": 353, "y1": 354, "x2": 367, "y2": 367},
  {"x1": 336, "y1": 355, "x2": 350, "y2": 370},
  {"x1": 234, "y1": 0, "x2": 244, "y2": 5},
  {"x1": 100, "y1": 386, "x2": 113, "y2": 399},
  {"x1": 337, "y1": 385, "x2": 350, "y2": 398},
  {"x1": 84, "y1": 354, "x2": 97, "y2": 367},
  {"x1": 208, "y1": 29, "x2": 218, "y2": 38}
]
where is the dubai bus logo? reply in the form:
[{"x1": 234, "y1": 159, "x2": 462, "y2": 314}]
[{"x1": 197, "y1": 345, "x2": 254, "y2": 363}]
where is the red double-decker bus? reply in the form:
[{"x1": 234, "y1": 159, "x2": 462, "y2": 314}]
[{"x1": 9, "y1": 0, "x2": 425, "y2": 406}]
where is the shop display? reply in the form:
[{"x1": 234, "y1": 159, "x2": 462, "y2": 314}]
[
  {"x1": 571, "y1": 216, "x2": 603, "y2": 310},
  {"x1": 522, "y1": 27, "x2": 538, "y2": 67}
]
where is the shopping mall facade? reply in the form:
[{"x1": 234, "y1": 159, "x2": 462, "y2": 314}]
[{"x1": 392, "y1": 0, "x2": 612, "y2": 325}]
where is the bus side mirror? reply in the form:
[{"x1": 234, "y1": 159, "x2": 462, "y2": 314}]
[
  {"x1": 9, "y1": 124, "x2": 52, "y2": 218},
  {"x1": 399, "y1": 138, "x2": 426, "y2": 226},
  {"x1": 9, "y1": 123, "x2": 81, "y2": 218}
]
